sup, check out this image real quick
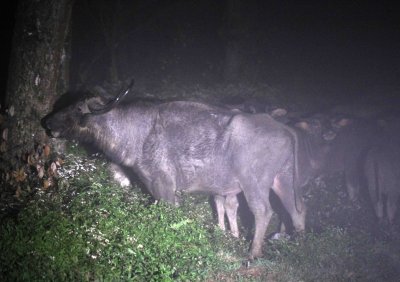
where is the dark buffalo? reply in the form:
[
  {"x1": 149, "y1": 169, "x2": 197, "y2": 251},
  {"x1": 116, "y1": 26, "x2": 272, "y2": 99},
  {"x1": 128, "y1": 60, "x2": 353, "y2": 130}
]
[
  {"x1": 293, "y1": 117, "x2": 333, "y2": 176},
  {"x1": 43, "y1": 83, "x2": 305, "y2": 259},
  {"x1": 363, "y1": 117, "x2": 400, "y2": 224},
  {"x1": 262, "y1": 116, "x2": 330, "y2": 233},
  {"x1": 320, "y1": 116, "x2": 383, "y2": 201}
]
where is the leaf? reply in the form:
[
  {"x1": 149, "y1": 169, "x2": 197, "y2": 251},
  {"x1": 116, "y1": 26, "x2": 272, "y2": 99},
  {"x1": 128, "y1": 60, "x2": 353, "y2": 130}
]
[
  {"x1": 47, "y1": 162, "x2": 58, "y2": 176},
  {"x1": 37, "y1": 164, "x2": 44, "y2": 179},
  {"x1": 15, "y1": 186, "x2": 22, "y2": 199},
  {"x1": 12, "y1": 168, "x2": 26, "y2": 182},
  {"x1": 43, "y1": 178, "x2": 53, "y2": 190},
  {"x1": 0, "y1": 141, "x2": 6, "y2": 152},
  {"x1": 27, "y1": 154, "x2": 36, "y2": 166},
  {"x1": 8, "y1": 105, "x2": 14, "y2": 117},
  {"x1": 2, "y1": 128, "x2": 8, "y2": 141},
  {"x1": 43, "y1": 144, "x2": 51, "y2": 158},
  {"x1": 171, "y1": 219, "x2": 192, "y2": 230},
  {"x1": 56, "y1": 157, "x2": 64, "y2": 166}
]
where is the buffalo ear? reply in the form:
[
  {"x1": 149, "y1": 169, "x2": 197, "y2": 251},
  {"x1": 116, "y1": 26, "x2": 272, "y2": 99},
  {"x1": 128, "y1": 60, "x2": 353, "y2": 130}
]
[
  {"x1": 295, "y1": 121, "x2": 310, "y2": 131},
  {"x1": 333, "y1": 117, "x2": 352, "y2": 128},
  {"x1": 78, "y1": 101, "x2": 91, "y2": 114},
  {"x1": 270, "y1": 108, "x2": 287, "y2": 118},
  {"x1": 86, "y1": 97, "x2": 107, "y2": 113}
]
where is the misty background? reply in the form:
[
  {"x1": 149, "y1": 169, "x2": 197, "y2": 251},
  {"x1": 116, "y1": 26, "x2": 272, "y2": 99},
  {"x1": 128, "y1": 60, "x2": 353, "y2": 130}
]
[{"x1": 1, "y1": 1, "x2": 399, "y2": 107}]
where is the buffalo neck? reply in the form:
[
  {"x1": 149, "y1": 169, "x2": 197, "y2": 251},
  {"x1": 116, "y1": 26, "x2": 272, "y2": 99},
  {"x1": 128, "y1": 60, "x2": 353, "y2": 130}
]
[{"x1": 87, "y1": 105, "x2": 156, "y2": 165}]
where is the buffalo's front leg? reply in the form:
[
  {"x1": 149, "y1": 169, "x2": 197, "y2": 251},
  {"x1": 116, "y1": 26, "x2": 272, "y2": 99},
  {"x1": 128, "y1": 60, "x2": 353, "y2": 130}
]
[
  {"x1": 225, "y1": 195, "x2": 239, "y2": 238},
  {"x1": 214, "y1": 195, "x2": 227, "y2": 231}
]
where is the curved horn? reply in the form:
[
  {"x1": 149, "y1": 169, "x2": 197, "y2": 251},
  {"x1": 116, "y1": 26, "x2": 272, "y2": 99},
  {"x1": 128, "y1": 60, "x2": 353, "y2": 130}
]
[{"x1": 89, "y1": 79, "x2": 134, "y2": 115}]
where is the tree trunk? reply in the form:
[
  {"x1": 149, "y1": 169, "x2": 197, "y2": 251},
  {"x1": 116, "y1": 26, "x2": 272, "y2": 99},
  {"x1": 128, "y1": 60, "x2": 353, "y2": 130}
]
[
  {"x1": 223, "y1": 0, "x2": 244, "y2": 82},
  {"x1": 5, "y1": 0, "x2": 74, "y2": 160}
]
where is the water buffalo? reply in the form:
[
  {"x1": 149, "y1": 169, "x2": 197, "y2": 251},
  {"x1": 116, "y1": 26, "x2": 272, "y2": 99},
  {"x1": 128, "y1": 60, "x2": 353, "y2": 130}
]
[
  {"x1": 320, "y1": 115, "x2": 383, "y2": 201},
  {"x1": 219, "y1": 114, "x2": 334, "y2": 236},
  {"x1": 213, "y1": 106, "x2": 292, "y2": 237},
  {"x1": 43, "y1": 82, "x2": 307, "y2": 259},
  {"x1": 363, "y1": 117, "x2": 400, "y2": 224}
]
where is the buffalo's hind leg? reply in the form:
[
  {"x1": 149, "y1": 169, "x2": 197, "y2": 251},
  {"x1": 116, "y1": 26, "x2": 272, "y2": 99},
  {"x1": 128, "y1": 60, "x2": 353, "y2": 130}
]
[
  {"x1": 345, "y1": 163, "x2": 361, "y2": 202},
  {"x1": 387, "y1": 196, "x2": 398, "y2": 225},
  {"x1": 214, "y1": 195, "x2": 239, "y2": 238},
  {"x1": 225, "y1": 195, "x2": 239, "y2": 238},
  {"x1": 214, "y1": 195, "x2": 227, "y2": 232},
  {"x1": 272, "y1": 175, "x2": 306, "y2": 234},
  {"x1": 243, "y1": 187, "x2": 273, "y2": 260}
]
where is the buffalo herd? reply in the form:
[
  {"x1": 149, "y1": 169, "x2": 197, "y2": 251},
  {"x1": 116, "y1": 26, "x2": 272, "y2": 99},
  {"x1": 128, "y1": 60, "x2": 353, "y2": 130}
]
[{"x1": 43, "y1": 81, "x2": 400, "y2": 258}]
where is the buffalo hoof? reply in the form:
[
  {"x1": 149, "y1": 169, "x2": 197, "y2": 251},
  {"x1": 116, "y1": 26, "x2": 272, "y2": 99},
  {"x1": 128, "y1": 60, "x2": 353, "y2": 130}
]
[
  {"x1": 269, "y1": 232, "x2": 290, "y2": 241},
  {"x1": 242, "y1": 258, "x2": 253, "y2": 268},
  {"x1": 248, "y1": 250, "x2": 263, "y2": 262}
]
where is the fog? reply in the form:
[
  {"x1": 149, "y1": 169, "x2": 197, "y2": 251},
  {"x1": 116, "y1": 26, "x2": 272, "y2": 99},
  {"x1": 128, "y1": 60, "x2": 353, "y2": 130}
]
[
  {"x1": 1, "y1": 1, "x2": 399, "y2": 108},
  {"x1": 68, "y1": 1, "x2": 399, "y2": 106}
]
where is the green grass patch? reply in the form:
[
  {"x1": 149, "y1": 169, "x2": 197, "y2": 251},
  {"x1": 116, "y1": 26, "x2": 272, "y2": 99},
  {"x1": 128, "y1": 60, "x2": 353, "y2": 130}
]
[
  {"x1": 264, "y1": 227, "x2": 400, "y2": 282},
  {"x1": 0, "y1": 153, "x2": 242, "y2": 281}
]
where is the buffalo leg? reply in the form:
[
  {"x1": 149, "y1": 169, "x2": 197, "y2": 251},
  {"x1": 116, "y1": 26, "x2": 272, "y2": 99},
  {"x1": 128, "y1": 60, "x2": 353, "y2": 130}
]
[
  {"x1": 214, "y1": 195, "x2": 239, "y2": 238},
  {"x1": 345, "y1": 164, "x2": 361, "y2": 201},
  {"x1": 244, "y1": 188, "x2": 273, "y2": 259},
  {"x1": 214, "y1": 195, "x2": 226, "y2": 231},
  {"x1": 225, "y1": 195, "x2": 239, "y2": 238},
  {"x1": 383, "y1": 161, "x2": 399, "y2": 225},
  {"x1": 387, "y1": 196, "x2": 398, "y2": 225},
  {"x1": 272, "y1": 175, "x2": 306, "y2": 233},
  {"x1": 364, "y1": 151, "x2": 384, "y2": 223},
  {"x1": 375, "y1": 201, "x2": 384, "y2": 224}
]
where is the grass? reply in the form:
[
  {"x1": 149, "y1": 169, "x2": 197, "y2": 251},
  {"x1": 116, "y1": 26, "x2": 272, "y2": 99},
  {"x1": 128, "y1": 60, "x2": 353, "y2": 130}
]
[{"x1": 1, "y1": 151, "x2": 244, "y2": 281}]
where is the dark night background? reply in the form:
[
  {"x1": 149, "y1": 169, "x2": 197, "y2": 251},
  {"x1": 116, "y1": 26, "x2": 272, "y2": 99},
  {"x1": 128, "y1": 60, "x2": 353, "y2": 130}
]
[
  {"x1": 1, "y1": 1, "x2": 399, "y2": 107},
  {"x1": 0, "y1": 1, "x2": 18, "y2": 104}
]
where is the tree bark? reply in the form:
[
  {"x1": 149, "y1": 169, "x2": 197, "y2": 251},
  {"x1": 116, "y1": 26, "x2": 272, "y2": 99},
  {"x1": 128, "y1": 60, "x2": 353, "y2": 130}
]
[{"x1": 5, "y1": 0, "x2": 74, "y2": 160}]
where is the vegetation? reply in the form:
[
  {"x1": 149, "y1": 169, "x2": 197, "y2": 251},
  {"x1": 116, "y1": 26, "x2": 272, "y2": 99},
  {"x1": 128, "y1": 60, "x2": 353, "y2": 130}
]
[{"x1": 0, "y1": 149, "x2": 246, "y2": 281}]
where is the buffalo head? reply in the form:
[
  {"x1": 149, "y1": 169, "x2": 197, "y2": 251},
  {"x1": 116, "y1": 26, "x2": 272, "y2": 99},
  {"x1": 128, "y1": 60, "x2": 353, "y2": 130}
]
[{"x1": 43, "y1": 80, "x2": 134, "y2": 139}]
